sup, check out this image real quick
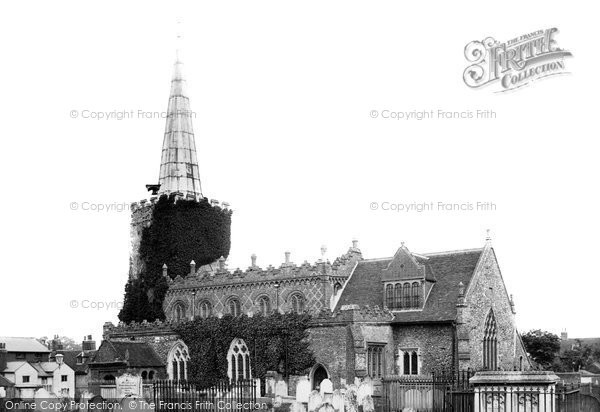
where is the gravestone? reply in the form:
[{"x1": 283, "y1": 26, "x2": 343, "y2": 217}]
[
  {"x1": 275, "y1": 379, "x2": 288, "y2": 397},
  {"x1": 316, "y1": 404, "x2": 335, "y2": 412},
  {"x1": 344, "y1": 385, "x2": 358, "y2": 412},
  {"x1": 331, "y1": 390, "x2": 344, "y2": 412},
  {"x1": 361, "y1": 394, "x2": 374, "y2": 412},
  {"x1": 296, "y1": 377, "x2": 311, "y2": 403},
  {"x1": 291, "y1": 401, "x2": 307, "y2": 412},
  {"x1": 357, "y1": 379, "x2": 373, "y2": 405},
  {"x1": 308, "y1": 390, "x2": 323, "y2": 412},
  {"x1": 319, "y1": 379, "x2": 333, "y2": 396},
  {"x1": 116, "y1": 373, "x2": 142, "y2": 398}
]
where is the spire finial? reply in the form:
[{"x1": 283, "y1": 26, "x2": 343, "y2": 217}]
[{"x1": 485, "y1": 229, "x2": 492, "y2": 242}]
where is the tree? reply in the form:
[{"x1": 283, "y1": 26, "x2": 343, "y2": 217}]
[{"x1": 522, "y1": 329, "x2": 561, "y2": 369}]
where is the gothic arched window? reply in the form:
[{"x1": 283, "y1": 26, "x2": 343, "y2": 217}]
[
  {"x1": 401, "y1": 349, "x2": 419, "y2": 375},
  {"x1": 227, "y1": 339, "x2": 251, "y2": 381},
  {"x1": 333, "y1": 283, "x2": 342, "y2": 296},
  {"x1": 257, "y1": 296, "x2": 270, "y2": 316},
  {"x1": 167, "y1": 342, "x2": 191, "y2": 381},
  {"x1": 411, "y1": 282, "x2": 421, "y2": 308},
  {"x1": 199, "y1": 301, "x2": 212, "y2": 318},
  {"x1": 385, "y1": 284, "x2": 394, "y2": 309},
  {"x1": 483, "y1": 310, "x2": 498, "y2": 370},
  {"x1": 173, "y1": 302, "x2": 187, "y2": 322},
  {"x1": 290, "y1": 293, "x2": 305, "y2": 314},
  {"x1": 394, "y1": 283, "x2": 402, "y2": 309},
  {"x1": 227, "y1": 298, "x2": 241, "y2": 317}
]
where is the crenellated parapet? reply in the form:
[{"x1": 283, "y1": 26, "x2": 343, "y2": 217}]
[
  {"x1": 102, "y1": 319, "x2": 178, "y2": 340},
  {"x1": 165, "y1": 242, "x2": 362, "y2": 291}
]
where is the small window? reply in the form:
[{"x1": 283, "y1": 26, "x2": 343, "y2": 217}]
[
  {"x1": 141, "y1": 371, "x2": 148, "y2": 380},
  {"x1": 22, "y1": 376, "x2": 30, "y2": 383},
  {"x1": 228, "y1": 298, "x2": 241, "y2": 317},
  {"x1": 61, "y1": 375, "x2": 68, "y2": 382},
  {"x1": 290, "y1": 293, "x2": 304, "y2": 314},
  {"x1": 257, "y1": 296, "x2": 270, "y2": 316},
  {"x1": 16, "y1": 353, "x2": 25, "y2": 360},
  {"x1": 367, "y1": 344, "x2": 385, "y2": 378},
  {"x1": 401, "y1": 350, "x2": 419, "y2": 375}
]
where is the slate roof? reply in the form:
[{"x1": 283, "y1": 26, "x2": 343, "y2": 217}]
[
  {"x1": 334, "y1": 248, "x2": 483, "y2": 323},
  {"x1": 3, "y1": 361, "x2": 28, "y2": 373},
  {"x1": 0, "y1": 337, "x2": 50, "y2": 353},
  {"x1": 91, "y1": 341, "x2": 163, "y2": 367}
]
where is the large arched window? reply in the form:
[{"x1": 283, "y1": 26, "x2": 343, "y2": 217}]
[
  {"x1": 483, "y1": 310, "x2": 498, "y2": 370},
  {"x1": 167, "y1": 341, "x2": 191, "y2": 381},
  {"x1": 290, "y1": 293, "x2": 304, "y2": 314},
  {"x1": 199, "y1": 301, "x2": 212, "y2": 318},
  {"x1": 173, "y1": 302, "x2": 187, "y2": 322},
  {"x1": 385, "y1": 284, "x2": 394, "y2": 308},
  {"x1": 227, "y1": 339, "x2": 251, "y2": 381},
  {"x1": 411, "y1": 282, "x2": 421, "y2": 308},
  {"x1": 257, "y1": 296, "x2": 271, "y2": 316},
  {"x1": 394, "y1": 284, "x2": 402, "y2": 309},
  {"x1": 227, "y1": 298, "x2": 241, "y2": 317}
]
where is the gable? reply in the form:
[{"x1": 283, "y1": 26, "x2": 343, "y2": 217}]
[{"x1": 381, "y1": 246, "x2": 426, "y2": 282}]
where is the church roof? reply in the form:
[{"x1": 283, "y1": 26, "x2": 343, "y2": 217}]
[
  {"x1": 334, "y1": 248, "x2": 483, "y2": 323},
  {"x1": 91, "y1": 341, "x2": 163, "y2": 368}
]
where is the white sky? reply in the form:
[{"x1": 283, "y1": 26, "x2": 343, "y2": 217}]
[{"x1": 0, "y1": 0, "x2": 598, "y2": 344}]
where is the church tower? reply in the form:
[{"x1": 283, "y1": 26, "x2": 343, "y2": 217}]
[{"x1": 125, "y1": 44, "x2": 231, "y2": 286}]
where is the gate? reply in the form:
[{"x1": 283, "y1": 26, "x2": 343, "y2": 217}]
[{"x1": 153, "y1": 380, "x2": 257, "y2": 412}]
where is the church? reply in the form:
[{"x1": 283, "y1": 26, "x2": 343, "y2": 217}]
[{"x1": 97, "y1": 46, "x2": 531, "y2": 395}]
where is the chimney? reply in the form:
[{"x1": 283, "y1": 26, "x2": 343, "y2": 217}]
[
  {"x1": 190, "y1": 260, "x2": 196, "y2": 275},
  {"x1": 320, "y1": 245, "x2": 327, "y2": 262},
  {"x1": 82, "y1": 335, "x2": 96, "y2": 351},
  {"x1": 251, "y1": 254, "x2": 257, "y2": 267},
  {"x1": 284, "y1": 251, "x2": 291, "y2": 265},
  {"x1": 352, "y1": 239, "x2": 359, "y2": 249},
  {"x1": 0, "y1": 342, "x2": 7, "y2": 372}
]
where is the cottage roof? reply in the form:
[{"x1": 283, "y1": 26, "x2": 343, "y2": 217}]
[
  {"x1": 91, "y1": 341, "x2": 163, "y2": 367},
  {"x1": 0, "y1": 337, "x2": 50, "y2": 353},
  {"x1": 0, "y1": 375, "x2": 14, "y2": 387}
]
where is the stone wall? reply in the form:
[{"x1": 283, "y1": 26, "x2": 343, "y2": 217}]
[{"x1": 393, "y1": 324, "x2": 455, "y2": 375}]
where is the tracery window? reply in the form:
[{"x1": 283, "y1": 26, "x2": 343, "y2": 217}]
[
  {"x1": 483, "y1": 309, "x2": 498, "y2": 370},
  {"x1": 394, "y1": 284, "x2": 402, "y2": 309},
  {"x1": 385, "y1": 282, "x2": 423, "y2": 310},
  {"x1": 227, "y1": 339, "x2": 251, "y2": 381},
  {"x1": 167, "y1": 342, "x2": 191, "y2": 380},
  {"x1": 411, "y1": 282, "x2": 420, "y2": 308},
  {"x1": 402, "y1": 283, "x2": 411, "y2": 308}
]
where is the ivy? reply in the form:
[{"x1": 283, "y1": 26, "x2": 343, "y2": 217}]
[
  {"x1": 174, "y1": 313, "x2": 315, "y2": 386},
  {"x1": 119, "y1": 194, "x2": 232, "y2": 323}
]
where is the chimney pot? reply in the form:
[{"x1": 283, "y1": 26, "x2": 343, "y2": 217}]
[
  {"x1": 352, "y1": 239, "x2": 358, "y2": 249},
  {"x1": 190, "y1": 260, "x2": 196, "y2": 274},
  {"x1": 162, "y1": 264, "x2": 168, "y2": 277}
]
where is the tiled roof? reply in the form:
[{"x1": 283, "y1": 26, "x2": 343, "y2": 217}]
[
  {"x1": 0, "y1": 375, "x2": 14, "y2": 387},
  {"x1": 3, "y1": 361, "x2": 28, "y2": 373},
  {"x1": 334, "y1": 249, "x2": 483, "y2": 323},
  {"x1": 31, "y1": 363, "x2": 53, "y2": 377},
  {"x1": 91, "y1": 341, "x2": 163, "y2": 367},
  {"x1": 0, "y1": 337, "x2": 50, "y2": 353}
]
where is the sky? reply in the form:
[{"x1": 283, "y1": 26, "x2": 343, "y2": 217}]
[{"x1": 0, "y1": 0, "x2": 598, "y2": 343}]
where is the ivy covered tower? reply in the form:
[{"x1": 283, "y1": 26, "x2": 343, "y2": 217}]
[{"x1": 120, "y1": 47, "x2": 232, "y2": 323}]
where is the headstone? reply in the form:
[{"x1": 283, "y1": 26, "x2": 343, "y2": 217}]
[
  {"x1": 116, "y1": 373, "x2": 142, "y2": 398},
  {"x1": 296, "y1": 377, "x2": 311, "y2": 403},
  {"x1": 344, "y1": 386, "x2": 358, "y2": 412},
  {"x1": 273, "y1": 396, "x2": 283, "y2": 408},
  {"x1": 357, "y1": 379, "x2": 373, "y2": 405},
  {"x1": 308, "y1": 390, "x2": 323, "y2": 412},
  {"x1": 275, "y1": 380, "x2": 288, "y2": 397},
  {"x1": 319, "y1": 379, "x2": 333, "y2": 396},
  {"x1": 316, "y1": 404, "x2": 335, "y2": 412},
  {"x1": 291, "y1": 401, "x2": 307, "y2": 412},
  {"x1": 332, "y1": 390, "x2": 344, "y2": 412},
  {"x1": 361, "y1": 395, "x2": 374, "y2": 412}
]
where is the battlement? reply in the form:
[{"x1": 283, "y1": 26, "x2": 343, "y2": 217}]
[
  {"x1": 312, "y1": 305, "x2": 394, "y2": 324},
  {"x1": 131, "y1": 194, "x2": 232, "y2": 216},
  {"x1": 165, "y1": 241, "x2": 363, "y2": 291},
  {"x1": 102, "y1": 320, "x2": 177, "y2": 340}
]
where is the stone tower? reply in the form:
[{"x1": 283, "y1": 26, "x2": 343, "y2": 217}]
[{"x1": 127, "y1": 48, "x2": 231, "y2": 281}]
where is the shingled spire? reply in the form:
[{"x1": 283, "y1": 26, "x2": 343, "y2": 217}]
[{"x1": 156, "y1": 44, "x2": 203, "y2": 199}]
